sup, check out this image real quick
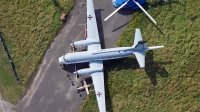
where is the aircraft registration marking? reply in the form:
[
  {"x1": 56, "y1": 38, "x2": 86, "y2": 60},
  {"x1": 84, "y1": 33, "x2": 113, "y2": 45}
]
[
  {"x1": 97, "y1": 92, "x2": 102, "y2": 97},
  {"x1": 88, "y1": 15, "x2": 93, "y2": 20}
]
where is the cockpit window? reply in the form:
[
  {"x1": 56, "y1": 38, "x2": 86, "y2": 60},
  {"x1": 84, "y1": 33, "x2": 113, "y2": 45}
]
[{"x1": 63, "y1": 55, "x2": 68, "y2": 62}]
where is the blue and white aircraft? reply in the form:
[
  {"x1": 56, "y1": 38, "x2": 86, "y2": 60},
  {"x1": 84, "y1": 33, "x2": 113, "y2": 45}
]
[
  {"x1": 105, "y1": 0, "x2": 157, "y2": 24},
  {"x1": 112, "y1": 0, "x2": 146, "y2": 9},
  {"x1": 59, "y1": 0, "x2": 164, "y2": 112}
]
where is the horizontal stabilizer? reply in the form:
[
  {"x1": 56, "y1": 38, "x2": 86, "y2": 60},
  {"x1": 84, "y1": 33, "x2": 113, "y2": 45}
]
[
  {"x1": 146, "y1": 46, "x2": 164, "y2": 51},
  {"x1": 134, "y1": 52, "x2": 145, "y2": 68}
]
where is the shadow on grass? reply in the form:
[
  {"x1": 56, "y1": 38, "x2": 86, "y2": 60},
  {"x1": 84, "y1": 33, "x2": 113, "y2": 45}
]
[
  {"x1": 145, "y1": 51, "x2": 169, "y2": 86},
  {"x1": 104, "y1": 57, "x2": 139, "y2": 71},
  {"x1": 103, "y1": 57, "x2": 140, "y2": 111},
  {"x1": 104, "y1": 68, "x2": 114, "y2": 112}
]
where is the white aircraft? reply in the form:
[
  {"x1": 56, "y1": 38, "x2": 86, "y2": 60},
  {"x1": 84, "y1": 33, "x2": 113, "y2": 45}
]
[{"x1": 58, "y1": 0, "x2": 164, "y2": 112}]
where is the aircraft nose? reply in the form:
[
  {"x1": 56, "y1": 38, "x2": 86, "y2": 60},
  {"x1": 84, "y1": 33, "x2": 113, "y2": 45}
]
[{"x1": 58, "y1": 57, "x2": 64, "y2": 64}]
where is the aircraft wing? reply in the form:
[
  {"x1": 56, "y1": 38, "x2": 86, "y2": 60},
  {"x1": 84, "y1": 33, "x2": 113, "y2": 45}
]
[
  {"x1": 133, "y1": 28, "x2": 143, "y2": 47},
  {"x1": 86, "y1": 1, "x2": 106, "y2": 111},
  {"x1": 86, "y1": 0, "x2": 101, "y2": 51},
  {"x1": 89, "y1": 60, "x2": 106, "y2": 112}
]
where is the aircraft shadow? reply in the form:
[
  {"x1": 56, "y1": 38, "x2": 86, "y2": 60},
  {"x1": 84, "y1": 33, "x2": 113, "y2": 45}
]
[
  {"x1": 104, "y1": 68, "x2": 114, "y2": 112},
  {"x1": 62, "y1": 62, "x2": 89, "y2": 73},
  {"x1": 95, "y1": 9, "x2": 106, "y2": 49},
  {"x1": 104, "y1": 57, "x2": 139, "y2": 71},
  {"x1": 103, "y1": 57, "x2": 138, "y2": 112},
  {"x1": 145, "y1": 51, "x2": 169, "y2": 86}
]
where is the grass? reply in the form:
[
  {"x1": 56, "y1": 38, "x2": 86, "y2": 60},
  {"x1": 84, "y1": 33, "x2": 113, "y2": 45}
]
[
  {"x1": 79, "y1": 0, "x2": 200, "y2": 112},
  {"x1": 0, "y1": 0, "x2": 74, "y2": 104},
  {"x1": 0, "y1": 40, "x2": 24, "y2": 104}
]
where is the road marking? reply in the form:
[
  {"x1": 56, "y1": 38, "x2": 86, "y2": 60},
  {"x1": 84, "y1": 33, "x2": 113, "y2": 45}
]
[{"x1": 0, "y1": 98, "x2": 5, "y2": 112}]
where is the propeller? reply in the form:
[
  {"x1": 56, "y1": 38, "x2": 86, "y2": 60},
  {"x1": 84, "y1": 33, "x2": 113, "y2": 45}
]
[
  {"x1": 104, "y1": 0, "x2": 156, "y2": 24},
  {"x1": 72, "y1": 44, "x2": 78, "y2": 80},
  {"x1": 70, "y1": 39, "x2": 77, "y2": 51}
]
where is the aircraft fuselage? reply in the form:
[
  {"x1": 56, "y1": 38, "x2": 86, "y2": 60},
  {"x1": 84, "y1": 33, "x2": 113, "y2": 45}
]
[{"x1": 59, "y1": 47, "x2": 144, "y2": 65}]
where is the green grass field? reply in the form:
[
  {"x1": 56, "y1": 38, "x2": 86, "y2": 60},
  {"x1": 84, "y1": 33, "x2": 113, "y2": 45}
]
[
  {"x1": 80, "y1": 0, "x2": 200, "y2": 111},
  {"x1": 0, "y1": 0, "x2": 74, "y2": 104},
  {"x1": 0, "y1": 41, "x2": 24, "y2": 104}
]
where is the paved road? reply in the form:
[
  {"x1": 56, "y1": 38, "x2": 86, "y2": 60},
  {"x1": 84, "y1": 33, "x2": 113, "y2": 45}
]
[
  {"x1": 11, "y1": 0, "x2": 134, "y2": 112},
  {"x1": 0, "y1": 93, "x2": 14, "y2": 112}
]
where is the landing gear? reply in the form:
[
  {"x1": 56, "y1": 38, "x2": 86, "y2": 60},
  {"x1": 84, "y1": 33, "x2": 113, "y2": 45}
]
[
  {"x1": 71, "y1": 46, "x2": 77, "y2": 51},
  {"x1": 60, "y1": 64, "x2": 66, "y2": 68}
]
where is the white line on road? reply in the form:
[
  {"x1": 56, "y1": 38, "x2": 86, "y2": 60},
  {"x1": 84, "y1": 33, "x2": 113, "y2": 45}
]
[{"x1": 0, "y1": 98, "x2": 5, "y2": 112}]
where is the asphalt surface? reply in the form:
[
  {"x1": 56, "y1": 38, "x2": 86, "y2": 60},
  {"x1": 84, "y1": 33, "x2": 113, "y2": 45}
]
[{"x1": 9, "y1": 0, "x2": 134, "y2": 112}]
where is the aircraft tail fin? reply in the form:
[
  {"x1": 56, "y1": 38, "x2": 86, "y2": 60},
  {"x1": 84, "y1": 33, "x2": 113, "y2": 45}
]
[
  {"x1": 131, "y1": 29, "x2": 164, "y2": 68},
  {"x1": 132, "y1": 29, "x2": 144, "y2": 47}
]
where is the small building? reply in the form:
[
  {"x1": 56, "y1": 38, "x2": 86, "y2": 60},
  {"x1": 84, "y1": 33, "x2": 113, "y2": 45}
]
[{"x1": 60, "y1": 13, "x2": 66, "y2": 20}]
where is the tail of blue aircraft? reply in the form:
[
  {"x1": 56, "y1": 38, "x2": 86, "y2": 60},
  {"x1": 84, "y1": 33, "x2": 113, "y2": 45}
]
[{"x1": 132, "y1": 29, "x2": 164, "y2": 68}]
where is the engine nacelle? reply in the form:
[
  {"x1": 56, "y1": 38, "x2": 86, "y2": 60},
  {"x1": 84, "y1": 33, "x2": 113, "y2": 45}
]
[
  {"x1": 70, "y1": 40, "x2": 100, "y2": 47},
  {"x1": 74, "y1": 68, "x2": 103, "y2": 75}
]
